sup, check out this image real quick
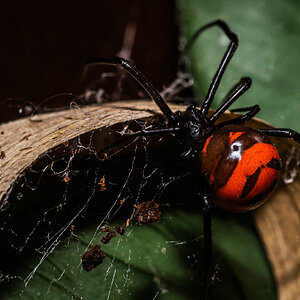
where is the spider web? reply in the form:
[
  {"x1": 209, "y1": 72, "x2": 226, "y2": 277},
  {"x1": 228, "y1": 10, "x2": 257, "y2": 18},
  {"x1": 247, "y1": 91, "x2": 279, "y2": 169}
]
[
  {"x1": 0, "y1": 78, "x2": 287, "y2": 299},
  {"x1": 0, "y1": 109, "x2": 208, "y2": 297},
  {"x1": 0, "y1": 29, "x2": 291, "y2": 300}
]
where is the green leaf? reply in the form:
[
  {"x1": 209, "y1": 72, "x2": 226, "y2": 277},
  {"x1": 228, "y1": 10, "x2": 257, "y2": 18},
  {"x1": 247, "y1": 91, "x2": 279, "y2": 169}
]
[
  {"x1": 179, "y1": 0, "x2": 300, "y2": 131},
  {"x1": 0, "y1": 209, "x2": 276, "y2": 299}
]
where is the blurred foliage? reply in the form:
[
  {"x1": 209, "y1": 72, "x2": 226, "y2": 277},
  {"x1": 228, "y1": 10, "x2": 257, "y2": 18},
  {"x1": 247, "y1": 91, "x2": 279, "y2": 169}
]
[{"x1": 179, "y1": 0, "x2": 300, "y2": 131}]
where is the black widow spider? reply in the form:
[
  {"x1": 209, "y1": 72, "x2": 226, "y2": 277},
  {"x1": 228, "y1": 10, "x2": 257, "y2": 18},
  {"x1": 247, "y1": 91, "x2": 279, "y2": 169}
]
[{"x1": 86, "y1": 20, "x2": 300, "y2": 298}]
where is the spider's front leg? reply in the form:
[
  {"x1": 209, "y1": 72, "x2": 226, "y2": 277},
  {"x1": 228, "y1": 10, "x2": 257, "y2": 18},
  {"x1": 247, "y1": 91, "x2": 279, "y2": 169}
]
[
  {"x1": 185, "y1": 20, "x2": 239, "y2": 116},
  {"x1": 85, "y1": 57, "x2": 178, "y2": 126}
]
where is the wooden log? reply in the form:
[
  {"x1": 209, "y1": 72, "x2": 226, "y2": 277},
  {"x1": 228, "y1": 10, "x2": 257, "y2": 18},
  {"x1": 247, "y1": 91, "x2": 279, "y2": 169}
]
[{"x1": 0, "y1": 101, "x2": 178, "y2": 201}]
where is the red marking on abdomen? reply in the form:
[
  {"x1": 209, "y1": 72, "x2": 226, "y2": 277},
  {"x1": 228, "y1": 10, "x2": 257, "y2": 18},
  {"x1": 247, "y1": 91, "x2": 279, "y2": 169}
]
[
  {"x1": 202, "y1": 135, "x2": 213, "y2": 154},
  {"x1": 209, "y1": 155, "x2": 221, "y2": 184},
  {"x1": 229, "y1": 131, "x2": 243, "y2": 143},
  {"x1": 242, "y1": 167, "x2": 279, "y2": 202},
  {"x1": 216, "y1": 143, "x2": 280, "y2": 207}
]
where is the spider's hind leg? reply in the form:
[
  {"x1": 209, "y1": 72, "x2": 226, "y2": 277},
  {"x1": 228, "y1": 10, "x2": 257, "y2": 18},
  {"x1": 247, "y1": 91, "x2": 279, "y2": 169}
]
[
  {"x1": 216, "y1": 105, "x2": 260, "y2": 128},
  {"x1": 197, "y1": 187, "x2": 213, "y2": 300},
  {"x1": 258, "y1": 128, "x2": 300, "y2": 144}
]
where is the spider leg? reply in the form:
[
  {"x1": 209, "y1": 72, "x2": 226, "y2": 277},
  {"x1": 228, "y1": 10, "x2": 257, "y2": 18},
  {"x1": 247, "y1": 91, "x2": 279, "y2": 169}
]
[
  {"x1": 185, "y1": 20, "x2": 239, "y2": 115},
  {"x1": 257, "y1": 128, "x2": 300, "y2": 144},
  {"x1": 230, "y1": 106, "x2": 260, "y2": 113},
  {"x1": 99, "y1": 127, "x2": 181, "y2": 156},
  {"x1": 221, "y1": 78, "x2": 251, "y2": 104},
  {"x1": 209, "y1": 77, "x2": 252, "y2": 123},
  {"x1": 200, "y1": 189, "x2": 213, "y2": 300},
  {"x1": 85, "y1": 57, "x2": 177, "y2": 124},
  {"x1": 215, "y1": 105, "x2": 260, "y2": 128}
]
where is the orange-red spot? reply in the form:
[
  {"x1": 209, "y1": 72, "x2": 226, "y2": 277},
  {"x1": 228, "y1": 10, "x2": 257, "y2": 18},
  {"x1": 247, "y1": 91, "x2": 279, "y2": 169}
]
[
  {"x1": 209, "y1": 155, "x2": 221, "y2": 184},
  {"x1": 202, "y1": 135, "x2": 213, "y2": 154},
  {"x1": 228, "y1": 131, "x2": 243, "y2": 144},
  {"x1": 216, "y1": 143, "x2": 280, "y2": 209},
  {"x1": 98, "y1": 175, "x2": 107, "y2": 192},
  {"x1": 63, "y1": 176, "x2": 71, "y2": 183}
]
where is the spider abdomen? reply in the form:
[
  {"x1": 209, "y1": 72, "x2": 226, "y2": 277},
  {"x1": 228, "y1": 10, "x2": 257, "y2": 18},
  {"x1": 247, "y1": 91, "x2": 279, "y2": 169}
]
[{"x1": 201, "y1": 125, "x2": 281, "y2": 211}]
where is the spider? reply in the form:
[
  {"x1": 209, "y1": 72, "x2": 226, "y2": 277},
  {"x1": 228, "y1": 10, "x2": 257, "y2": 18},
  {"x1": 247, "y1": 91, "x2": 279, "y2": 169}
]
[{"x1": 86, "y1": 20, "x2": 300, "y2": 298}]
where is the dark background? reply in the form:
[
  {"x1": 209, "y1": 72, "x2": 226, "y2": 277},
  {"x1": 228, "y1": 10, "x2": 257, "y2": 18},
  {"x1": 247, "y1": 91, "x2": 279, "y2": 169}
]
[{"x1": 0, "y1": 0, "x2": 178, "y2": 106}]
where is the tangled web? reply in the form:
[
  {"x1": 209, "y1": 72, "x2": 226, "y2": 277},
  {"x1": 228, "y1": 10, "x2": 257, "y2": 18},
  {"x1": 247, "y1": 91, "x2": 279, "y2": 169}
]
[
  {"x1": 0, "y1": 113, "x2": 207, "y2": 299},
  {"x1": 0, "y1": 64, "x2": 294, "y2": 299}
]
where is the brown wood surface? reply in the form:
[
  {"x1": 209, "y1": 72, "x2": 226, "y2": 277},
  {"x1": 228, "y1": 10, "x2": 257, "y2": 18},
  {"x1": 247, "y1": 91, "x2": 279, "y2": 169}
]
[
  {"x1": 0, "y1": 101, "x2": 299, "y2": 299},
  {"x1": 254, "y1": 178, "x2": 300, "y2": 300}
]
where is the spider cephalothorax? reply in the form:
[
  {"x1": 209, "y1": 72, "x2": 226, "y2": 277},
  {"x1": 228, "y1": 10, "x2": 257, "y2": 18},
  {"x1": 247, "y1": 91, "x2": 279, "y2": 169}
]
[{"x1": 180, "y1": 105, "x2": 216, "y2": 150}]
